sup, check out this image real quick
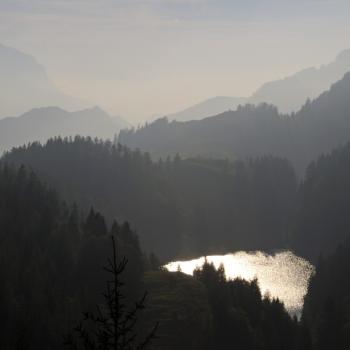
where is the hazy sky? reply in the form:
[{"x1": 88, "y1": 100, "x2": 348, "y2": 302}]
[{"x1": 0, "y1": 0, "x2": 350, "y2": 123}]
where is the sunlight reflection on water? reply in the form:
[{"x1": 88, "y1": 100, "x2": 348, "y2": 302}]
[{"x1": 165, "y1": 251, "x2": 314, "y2": 315}]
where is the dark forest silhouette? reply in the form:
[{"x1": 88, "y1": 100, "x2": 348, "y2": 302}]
[{"x1": 2, "y1": 112, "x2": 350, "y2": 348}]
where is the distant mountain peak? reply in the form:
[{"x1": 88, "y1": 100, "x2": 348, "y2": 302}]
[
  {"x1": 0, "y1": 44, "x2": 85, "y2": 117},
  {"x1": 0, "y1": 105, "x2": 130, "y2": 153}
]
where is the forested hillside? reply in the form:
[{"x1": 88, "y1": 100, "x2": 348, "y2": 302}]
[
  {"x1": 292, "y1": 142, "x2": 350, "y2": 261},
  {"x1": 7, "y1": 135, "x2": 350, "y2": 263},
  {"x1": 302, "y1": 237, "x2": 350, "y2": 350},
  {"x1": 119, "y1": 72, "x2": 350, "y2": 174},
  {"x1": 0, "y1": 164, "x2": 145, "y2": 349},
  {"x1": 4, "y1": 137, "x2": 297, "y2": 260}
]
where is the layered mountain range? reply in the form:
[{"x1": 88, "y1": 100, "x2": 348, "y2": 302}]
[
  {"x1": 168, "y1": 50, "x2": 350, "y2": 121},
  {"x1": 120, "y1": 72, "x2": 350, "y2": 174}
]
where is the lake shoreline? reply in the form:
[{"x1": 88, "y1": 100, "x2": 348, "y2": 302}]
[{"x1": 165, "y1": 250, "x2": 315, "y2": 317}]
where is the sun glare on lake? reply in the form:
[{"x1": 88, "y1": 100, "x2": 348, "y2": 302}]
[{"x1": 165, "y1": 251, "x2": 314, "y2": 315}]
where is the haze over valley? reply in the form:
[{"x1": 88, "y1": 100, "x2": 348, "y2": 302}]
[{"x1": 1, "y1": 1, "x2": 350, "y2": 349}]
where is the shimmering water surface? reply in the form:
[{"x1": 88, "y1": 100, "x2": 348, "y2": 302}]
[{"x1": 165, "y1": 251, "x2": 314, "y2": 315}]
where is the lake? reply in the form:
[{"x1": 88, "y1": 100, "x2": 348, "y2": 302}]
[{"x1": 165, "y1": 250, "x2": 314, "y2": 316}]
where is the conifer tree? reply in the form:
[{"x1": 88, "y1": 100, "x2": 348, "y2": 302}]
[{"x1": 64, "y1": 236, "x2": 158, "y2": 350}]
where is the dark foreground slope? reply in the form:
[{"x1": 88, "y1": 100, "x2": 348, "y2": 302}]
[
  {"x1": 0, "y1": 163, "x2": 300, "y2": 350},
  {"x1": 302, "y1": 237, "x2": 350, "y2": 350},
  {"x1": 0, "y1": 164, "x2": 144, "y2": 349},
  {"x1": 120, "y1": 72, "x2": 350, "y2": 174},
  {"x1": 4, "y1": 137, "x2": 297, "y2": 260}
]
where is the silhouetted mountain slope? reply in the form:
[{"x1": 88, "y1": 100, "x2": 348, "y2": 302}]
[
  {"x1": 251, "y1": 49, "x2": 350, "y2": 113},
  {"x1": 168, "y1": 50, "x2": 350, "y2": 121},
  {"x1": 0, "y1": 106, "x2": 128, "y2": 154},
  {"x1": 0, "y1": 44, "x2": 84, "y2": 117},
  {"x1": 120, "y1": 72, "x2": 350, "y2": 174},
  {"x1": 121, "y1": 104, "x2": 290, "y2": 160}
]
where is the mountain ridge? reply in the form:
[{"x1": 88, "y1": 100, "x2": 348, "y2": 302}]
[
  {"x1": 167, "y1": 49, "x2": 350, "y2": 122},
  {"x1": 119, "y1": 72, "x2": 350, "y2": 174},
  {"x1": 0, "y1": 105, "x2": 128, "y2": 154}
]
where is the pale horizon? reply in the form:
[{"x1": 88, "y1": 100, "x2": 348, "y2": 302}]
[{"x1": 1, "y1": 0, "x2": 350, "y2": 123}]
